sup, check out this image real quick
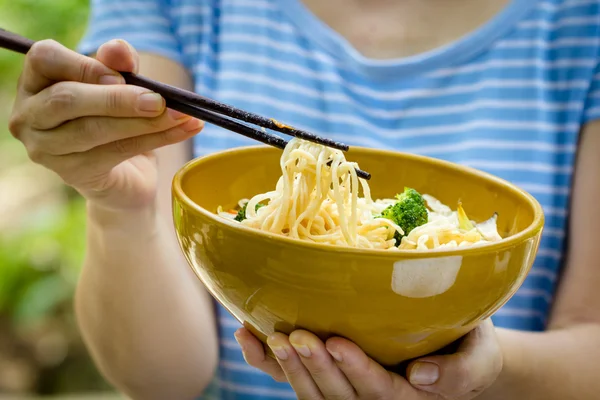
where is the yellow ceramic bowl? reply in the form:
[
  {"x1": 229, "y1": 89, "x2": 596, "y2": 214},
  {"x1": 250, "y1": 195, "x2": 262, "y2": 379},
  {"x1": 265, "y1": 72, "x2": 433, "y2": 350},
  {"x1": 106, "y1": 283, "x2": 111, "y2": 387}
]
[{"x1": 172, "y1": 146, "x2": 544, "y2": 366}]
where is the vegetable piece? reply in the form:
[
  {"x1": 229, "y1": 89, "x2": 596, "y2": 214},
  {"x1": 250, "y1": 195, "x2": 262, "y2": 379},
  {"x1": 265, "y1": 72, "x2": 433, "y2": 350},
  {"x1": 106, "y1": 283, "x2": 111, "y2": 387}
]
[
  {"x1": 422, "y1": 194, "x2": 452, "y2": 215},
  {"x1": 476, "y1": 213, "x2": 502, "y2": 241},
  {"x1": 379, "y1": 187, "x2": 428, "y2": 244},
  {"x1": 235, "y1": 203, "x2": 266, "y2": 222},
  {"x1": 457, "y1": 202, "x2": 475, "y2": 231}
]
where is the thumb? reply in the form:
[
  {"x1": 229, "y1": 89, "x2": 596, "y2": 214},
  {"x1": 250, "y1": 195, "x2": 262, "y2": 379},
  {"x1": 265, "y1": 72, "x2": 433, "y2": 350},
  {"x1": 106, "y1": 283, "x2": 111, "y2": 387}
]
[
  {"x1": 95, "y1": 39, "x2": 139, "y2": 74},
  {"x1": 407, "y1": 319, "x2": 503, "y2": 398}
]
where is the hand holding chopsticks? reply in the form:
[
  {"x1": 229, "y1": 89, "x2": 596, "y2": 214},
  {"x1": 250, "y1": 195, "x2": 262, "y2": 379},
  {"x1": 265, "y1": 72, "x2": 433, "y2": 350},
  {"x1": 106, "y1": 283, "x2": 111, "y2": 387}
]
[{"x1": 0, "y1": 28, "x2": 371, "y2": 180}]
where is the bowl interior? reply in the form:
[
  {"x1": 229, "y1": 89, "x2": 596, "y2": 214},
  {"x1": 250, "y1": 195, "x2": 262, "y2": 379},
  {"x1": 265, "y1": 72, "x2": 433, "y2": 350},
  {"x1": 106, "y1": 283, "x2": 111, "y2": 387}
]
[{"x1": 179, "y1": 146, "x2": 539, "y2": 241}]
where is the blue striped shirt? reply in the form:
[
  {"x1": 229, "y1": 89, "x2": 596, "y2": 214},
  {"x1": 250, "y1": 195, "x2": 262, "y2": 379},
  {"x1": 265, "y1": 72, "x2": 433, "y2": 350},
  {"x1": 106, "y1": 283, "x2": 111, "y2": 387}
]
[{"x1": 79, "y1": 0, "x2": 600, "y2": 398}]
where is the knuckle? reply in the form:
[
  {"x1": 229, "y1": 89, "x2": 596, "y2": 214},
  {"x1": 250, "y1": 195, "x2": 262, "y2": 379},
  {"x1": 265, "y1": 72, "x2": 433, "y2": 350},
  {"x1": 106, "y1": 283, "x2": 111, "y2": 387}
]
[
  {"x1": 147, "y1": 129, "x2": 177, "y2": 149},
  {"x1": 143, "y1": 115, "x2": 168, "y2": 132},
  {"x1": 8, "y1": 111, "x2": 27, "y2": 139},
  {"x1": 45, "y1": 83, "x2": 76, "y2": 112},
  {"x1": 161, "y1": 127, "x2": 186, "y2": 144},
  {"x1": 75, "y1": 118, "x2": 104, "y2": 148},
  {"x1": 113, "y1": 136, "x2": 141, "y2": 156},
  {"x1": 282, "y1": 364, "x2": 306, "y2": 380},
  {"x1": 271, "y1": 373, "x2": 288, "y2": 383},
  {"x1": 305, "y1": 363, "x2": 329, "y2": 377},
  {"x1": 105, "y1": 87, "x2": 126, "y2": 112},
  {"x1": 77, "y1": 58, "x2": 97, "y2": 83},
  {"x1": 27, "y1": 40, "x2": 59, "y2": 71}
]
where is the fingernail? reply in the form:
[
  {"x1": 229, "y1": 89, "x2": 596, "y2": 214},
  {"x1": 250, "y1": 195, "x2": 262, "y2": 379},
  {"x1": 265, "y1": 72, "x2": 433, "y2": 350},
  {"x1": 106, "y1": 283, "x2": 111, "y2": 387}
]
[
  {"x1": 270, "y1": 345, "x2": 289, "y2": 361},
  {"x1": 115, "y1": 39, "x2": 134, "y2": 57},
  {"x1": 179, "y1": 118, "x2": 203, "y2": 133},
  {"x1": 291, "y1": 342, "x2": 311, "y2": 358},
  {"x1": 99, "y1": 74, "x2": 123, "y2": 85},
  {"x1": 112, "y1": 39, "x2": 139, "y2": 72},
  {"x1": 326, "y1": 348, "x2": 343, "y2": 363},
  {"x1": 137, "y1": 93, "x2": 164, "y2": 112},
  {"x1": 409, "y1": 362, "x2": 439, "y2": 386},
  {"x1": 168, "y1": 108, "x2": 190, "y2": 120}
]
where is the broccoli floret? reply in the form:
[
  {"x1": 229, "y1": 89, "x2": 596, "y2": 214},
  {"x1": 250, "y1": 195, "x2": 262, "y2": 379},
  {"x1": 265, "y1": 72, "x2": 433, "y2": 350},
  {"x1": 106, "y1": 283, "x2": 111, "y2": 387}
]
[
  {"x1": 379, "y1": 187, "x2": 428, "y2": 245},
  {"x1": 234, "y1": 202, "x2": 265, "y2": 222}
]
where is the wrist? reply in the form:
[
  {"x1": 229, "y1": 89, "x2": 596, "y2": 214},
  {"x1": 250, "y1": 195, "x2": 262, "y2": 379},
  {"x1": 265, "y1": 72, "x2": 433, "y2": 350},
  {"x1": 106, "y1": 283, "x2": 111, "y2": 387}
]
[{"x1": 86, "y1": 200, "x2": 161, "y2": 239}]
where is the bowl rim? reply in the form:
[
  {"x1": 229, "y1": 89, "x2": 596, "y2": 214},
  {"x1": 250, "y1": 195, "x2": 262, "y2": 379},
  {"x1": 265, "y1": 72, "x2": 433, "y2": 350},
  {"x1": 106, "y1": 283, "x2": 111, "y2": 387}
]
[{"x1": 172, "y1": 145, "x2": 545, "y2": 258}]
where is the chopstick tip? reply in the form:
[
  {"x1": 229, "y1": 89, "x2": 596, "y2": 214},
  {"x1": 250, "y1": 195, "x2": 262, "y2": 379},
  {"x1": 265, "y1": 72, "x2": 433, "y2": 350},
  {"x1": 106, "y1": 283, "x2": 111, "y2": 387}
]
[{"x1": 356, "y1": 169, "x2": 371, "y2": 180}]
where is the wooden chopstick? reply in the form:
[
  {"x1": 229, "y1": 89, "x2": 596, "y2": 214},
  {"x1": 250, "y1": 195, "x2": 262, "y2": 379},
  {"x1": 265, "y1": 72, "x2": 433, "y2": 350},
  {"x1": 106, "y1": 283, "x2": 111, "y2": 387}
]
[
  {"x1": 123, "y1": 73, "x2": 350, "y2": 151},
  {"x1": 161, "y1": 93, "x2": 289, "y2": 149},
  {"x1": 0, "y1": 28, "x2": 371, "y2": 180}
]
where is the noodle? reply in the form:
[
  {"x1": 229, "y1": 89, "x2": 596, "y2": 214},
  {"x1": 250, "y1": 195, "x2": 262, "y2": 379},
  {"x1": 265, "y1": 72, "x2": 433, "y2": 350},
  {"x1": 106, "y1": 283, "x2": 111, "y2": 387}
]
[{"x1": 217, "y1": 138, "x2": 503, "y2": 250}]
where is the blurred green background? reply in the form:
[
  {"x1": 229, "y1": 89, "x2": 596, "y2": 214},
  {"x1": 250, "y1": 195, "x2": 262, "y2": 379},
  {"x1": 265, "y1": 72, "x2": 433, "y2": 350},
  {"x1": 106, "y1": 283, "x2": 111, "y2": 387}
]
[{"x1": 0, "y1": 0, "x2": 122, "y2": 397}]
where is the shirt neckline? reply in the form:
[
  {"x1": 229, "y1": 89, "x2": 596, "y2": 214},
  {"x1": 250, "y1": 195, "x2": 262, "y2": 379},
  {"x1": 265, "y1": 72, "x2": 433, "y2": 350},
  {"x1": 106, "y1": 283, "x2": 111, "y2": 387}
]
[{"x1": 279, "y1": 0, "x2": 538, "y2": 78}]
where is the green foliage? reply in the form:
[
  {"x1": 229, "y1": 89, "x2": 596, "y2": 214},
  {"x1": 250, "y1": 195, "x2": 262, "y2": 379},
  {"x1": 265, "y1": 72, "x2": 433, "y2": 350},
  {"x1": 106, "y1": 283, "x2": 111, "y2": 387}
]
[
  {"x1": 0, "y1": 197, "x2": 86, "y2": 327},
  {"x1": 0, "y1": 196, "x2": 113, "y2": 394},
  {"x1": 0, "y1": 0, "x2": 113, "y2": 395},
  {"x1": 0, "y1": 0, "x2": 90, "y2": 96}
]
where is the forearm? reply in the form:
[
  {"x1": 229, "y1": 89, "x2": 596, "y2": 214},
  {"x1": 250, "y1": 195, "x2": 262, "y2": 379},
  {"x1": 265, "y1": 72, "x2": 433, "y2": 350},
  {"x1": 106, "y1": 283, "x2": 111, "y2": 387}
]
[
  {"x1": 75, "y1": 202, "x2": 218, "y2": 400},
  {"x1": 481, "y1": 324, "x2": 600, "y2": 400}
]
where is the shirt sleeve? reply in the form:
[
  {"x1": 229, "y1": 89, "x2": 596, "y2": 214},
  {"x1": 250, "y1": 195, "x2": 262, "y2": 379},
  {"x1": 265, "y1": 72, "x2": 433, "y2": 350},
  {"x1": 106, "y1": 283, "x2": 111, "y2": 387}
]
[
  {"x1": 78, "y1": 0, "x2": 185, "y2": 67},
  {"x1": 583, "y1": 63, "x2": 600, "y2": 124}
]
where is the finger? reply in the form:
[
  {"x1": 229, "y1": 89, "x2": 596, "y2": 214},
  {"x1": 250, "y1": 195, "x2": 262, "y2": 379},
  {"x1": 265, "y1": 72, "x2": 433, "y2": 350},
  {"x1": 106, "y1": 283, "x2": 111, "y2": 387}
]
[
  {"x1": 95, "y1": 39, "x2": 139, "y2": 74},
  {"x1": 28, "y1": 81, "x2": 171, "y2": 130},
  {"x1": 326, "y1": 337, "x2": 414, "y2": 399},
  {"x1": 21, "y1": 39, "x2": 124, "y2": 95},
  {"x1": 407, "y1": 319, "x2": 502, "y2": 397},
  {"x1": 234, "y1": 329, "x2": 288, "y2": 383},
  {"x1": 288, "y1": 330, "x2": 356, "y2": 399},
  {"x1": 53, "y1": 118, "x2": 204, "y2": 184},
  {"x1": 41, "y1": 119, "x2": 201, "y2": 190},
  {"x1": 90, "y1": 117, "x2": 203, "y2": 170},
  {"x1": 33, "y1": 110, "x2": 191, "y2": 156},
  {"x1": 267, "y1": 332, "x2": 323, "y2": 399}
]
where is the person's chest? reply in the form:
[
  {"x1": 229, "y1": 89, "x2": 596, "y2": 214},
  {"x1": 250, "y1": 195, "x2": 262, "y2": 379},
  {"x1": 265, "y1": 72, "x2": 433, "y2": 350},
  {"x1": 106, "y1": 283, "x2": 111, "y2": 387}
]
[{"x1": 170, "y1": 0, "x2": 589, "y2": 172}]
